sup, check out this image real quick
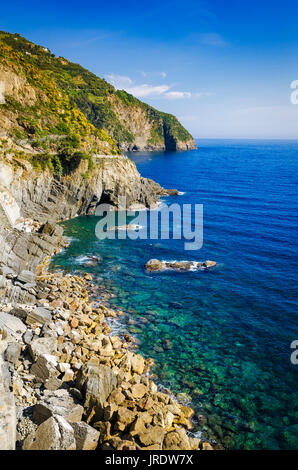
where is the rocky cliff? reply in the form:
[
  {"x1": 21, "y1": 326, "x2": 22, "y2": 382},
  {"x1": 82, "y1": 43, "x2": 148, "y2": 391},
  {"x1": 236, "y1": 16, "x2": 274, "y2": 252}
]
[
  {"x1": 0, "y1": 31, "x2": 196, "y2": 152},
  {"x1": 0, "y1": 31, "x2": 212, "y2": 453}
]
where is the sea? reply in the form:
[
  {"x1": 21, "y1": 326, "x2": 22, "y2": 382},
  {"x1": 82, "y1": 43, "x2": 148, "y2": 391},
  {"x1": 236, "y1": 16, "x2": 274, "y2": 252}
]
[{"x1": 50, "y1": 139, "x2": 298, "y2": 449}]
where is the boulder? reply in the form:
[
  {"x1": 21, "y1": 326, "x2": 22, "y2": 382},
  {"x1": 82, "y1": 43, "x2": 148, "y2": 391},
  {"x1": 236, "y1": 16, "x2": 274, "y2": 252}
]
[
  {"x1": 0, "y1": 311, "x2": 27, "y2": 341},
  {"x1": 139, "y1": 425, "x2": 165, "y2": 447},
  {"x1": 163, "y1": 428, "x2": 199, "y2": 450},
  {"x1": 129, "y1": 352, "x2": 145, "y2": 375},
  {"x1": 71, "y1": 422, "x2": 100, "y2": 450},
  {"x1": 17, "y1": 270, "x2": 36, "y2": 284},
  {"x1": 76, "y1": 364, "x2": 117, "y2": 422},
  {"x1": 145, "y1": 259, "x2": 164, "y2": 272},
  {"x1": 131, "y1": 383, "x2": 147, "y2": 399},
  {"x1": 30, "y1": 354, "x2": 59, "y2": 383},
  {"x1": 23, "y1": 415, "x2": 76, "y2": 450},
  {"x1": 33, "y1": 389, "x2": 84, "y2": 424},
  {"x1": 26, "y1": 307, "x2": 52, "y2": 326},
  {"x1": 4, "y1": 342, "x2": 22, "y2": 365},
  {"x1": 115, "y1": 407, "x2": 136, "y2": 431},
  {"x1": 28, "y1": 336, "x2": 57, "y2": 361}
]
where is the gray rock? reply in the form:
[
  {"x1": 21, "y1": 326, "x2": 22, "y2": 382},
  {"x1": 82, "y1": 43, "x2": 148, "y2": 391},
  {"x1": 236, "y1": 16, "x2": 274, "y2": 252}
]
[
  {"x1": 28, "y1": 336, "x2": 57, "y2": 361},
  {"x1": 0, "y1": 266, "x2": 16, "y2": 278},
  {"x1": 26, "y1": 307, "x2": 52, "y2": 326},
  {"x1": 23, "y1": 329, "x2": 33, "y2": 345},
  {"x1": 17, "y1": 270, "x2": 36, "y2": 284},
  {"x1": 23, "y1": 415, "x2": 76, "y2": 450},
  {"x1": 0, "y1": 311, "x2": 27, "y2": 341},
  {"x1": 33, "y1": 389, "x2": 84, "y2": 424},
  {"x1": 4, "y1": 342, "x2": 22, "y2": 365},
  {"x1": 76, "y1": 364, "x2": 117, "y2": 422},
  {"x1": 71, "y1": 421, "x2": 100, "y2": 450},
  {"x1": 0, "y1": 356, "x2": 16, "y2": 450},
  {"x1": 44, "y1": 376, "x2": 63, "y2": 391},
  {"x1": 30, "y1": 354, "x2": 59, "y2": 383}
]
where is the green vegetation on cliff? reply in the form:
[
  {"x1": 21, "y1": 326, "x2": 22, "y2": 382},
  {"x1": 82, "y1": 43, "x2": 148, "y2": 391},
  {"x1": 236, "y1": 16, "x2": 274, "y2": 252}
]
[{"x1": 0, "y1": 31, "x2": 196, "y2": 152}]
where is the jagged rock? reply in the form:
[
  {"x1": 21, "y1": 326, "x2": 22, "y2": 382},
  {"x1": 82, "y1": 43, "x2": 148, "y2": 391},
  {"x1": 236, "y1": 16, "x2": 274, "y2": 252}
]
[
  {"x1": 28, "y1": 336, "x2": 57, "y2": 361},
  {"x1": 138, "y1": 425, "x2": 165, "y2": 447},
  {"x1": 4, "y1": 342, "x2": 22, "y2": 365},
  {"x1": 115, "y1": 407, "x2": 136, "y2": 431},
  {"x1": 76, "y1": 364, "x2": 117, "y2": 422},
  {"x1": 30, "y1": 354, "x2": 59, "y2": 383},
  {"x1": 23, "y1": 329, "x2": 33, "y2": 345},
  {"x1": 163, "y1": 428, "x2": 200, "y2": 450},
  {"x1": 0, "y1": 311, "x2": 27, "y2": 341},
  {"x1": 130, "y1": 412, "x2": 152, "y2": 436},
  {"x1": 44, "y1": 376, "x2": 63, "y2": 391},
  {"x1": 71, "y1": 422, "x2": 100, "y2": 450},
  {"x1": 23, "y1": 415, "x2": 76, "y2": 450},
  {"x1": 131, "y1": 383, "x2": 147, "y2": 399},
  {"x1": 33, "y1": 389, "x2": 84, "y2": 424},
  {"x1": 107, "y1": 389, "x2": 125, "y2": 405},
  {"x1": 26, "y1": 306, "x2": 52, "y2": 326}
]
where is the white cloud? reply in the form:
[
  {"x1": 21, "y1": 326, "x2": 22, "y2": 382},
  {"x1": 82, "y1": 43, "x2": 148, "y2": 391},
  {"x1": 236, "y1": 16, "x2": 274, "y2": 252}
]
[
  {"x1": 104, "y1": 72, "x2": 213, "y2": 100},
  {"x1": 105, "y1": 73, "x2": 170, "y2": 97},
  {"x1": 199, "y1": 33, "x2": 229, "y2": 48},
  {"x1": 124, "y1": 84, "x2": 170, "y2": 98},
  {"x1": 165, "y1": 91, "x2": 192, "y2": 99}
]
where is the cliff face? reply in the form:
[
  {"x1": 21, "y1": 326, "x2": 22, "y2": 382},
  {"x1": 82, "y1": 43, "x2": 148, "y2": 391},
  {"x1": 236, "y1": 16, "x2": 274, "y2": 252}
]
[
  {"x1": 0, "y1": 31, "x2": 196, "y2": 152},
  {"x1": 0, "y1": 153, "x2": 165, "y2": 308}
]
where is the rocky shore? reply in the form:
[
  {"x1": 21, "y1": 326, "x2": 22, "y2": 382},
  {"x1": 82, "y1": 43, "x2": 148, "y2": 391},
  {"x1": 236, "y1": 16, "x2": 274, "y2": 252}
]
[
  {"x1": 0, "y1": 255, "x2": 214, "y2": 450},
  {"x1": 0, "y1": 156, "x2": 214, "y2": 451}
]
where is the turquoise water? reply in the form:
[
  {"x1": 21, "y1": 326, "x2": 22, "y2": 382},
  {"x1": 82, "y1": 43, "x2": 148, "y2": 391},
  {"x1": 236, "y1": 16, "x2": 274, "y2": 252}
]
[{"x1": 51, "y1": 139, "x2": 298, "y2": 449}]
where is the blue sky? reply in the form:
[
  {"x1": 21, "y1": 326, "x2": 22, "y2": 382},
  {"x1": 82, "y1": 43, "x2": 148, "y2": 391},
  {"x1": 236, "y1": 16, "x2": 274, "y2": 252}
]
[{"x1": 2, "y1": 0, "x2": 298, "y2": 138}]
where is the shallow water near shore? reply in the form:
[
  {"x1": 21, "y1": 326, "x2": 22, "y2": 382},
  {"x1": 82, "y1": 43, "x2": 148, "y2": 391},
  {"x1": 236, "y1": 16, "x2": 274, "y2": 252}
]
[{"x1": 50, "y1": 139, "x2": 298, "y2": 450}]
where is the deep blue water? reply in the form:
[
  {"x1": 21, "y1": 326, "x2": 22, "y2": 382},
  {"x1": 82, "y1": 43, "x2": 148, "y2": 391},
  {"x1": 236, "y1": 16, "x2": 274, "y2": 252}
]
[{"x1": 51, "y1": 139, "x2": 298, "y2": 449}]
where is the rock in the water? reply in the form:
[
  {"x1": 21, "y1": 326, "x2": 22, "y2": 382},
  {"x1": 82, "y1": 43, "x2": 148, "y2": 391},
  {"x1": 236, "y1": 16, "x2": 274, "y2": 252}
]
[
  {"x1": 145, "y1": 259, "x2": 164, "y2": 272},
  {"x1": 71, "y1": 422, "x2": 100, "y2": 450},
  {"x1": 203, "y1": 260, "x2": 217, "y2": 268},
  {"x1": 23, "y1": 415, "x2": 76, "y2": 450},
  {"x1": 76, "y1": 364, "x2": 117, "y2": 422},
  {"x1": 145, "y1": 259, "x2": 217, "y2": 273},
  {"x1": 33, "y1": 389, "x2": 84, "y2": 424}
]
